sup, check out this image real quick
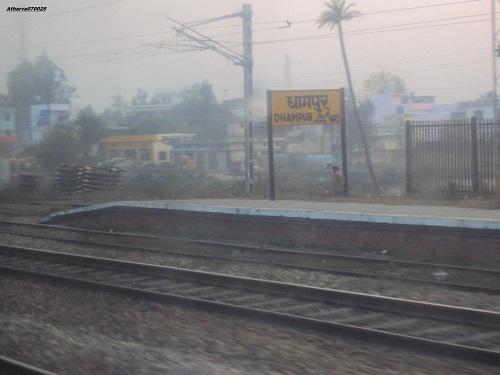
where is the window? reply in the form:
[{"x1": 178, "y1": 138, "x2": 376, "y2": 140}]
[
  {"x1": 124, "y1": 149, "x2": 136, "y2": 159},
  {"x1": 4, "y1": 114, "x2": 11, "y2": 122},
  {"x1": 140, "y1": 149, "x2": 151, "y2": 161},
  {"x1": 109, "y1": 149, "x2": 121, "y2": 158},
  {"x1": 159, "y1": 151, "x2": 167, "y2": 161},
  {"x1": 473, "y1": 110, "x2": 484, "y2": 120}
]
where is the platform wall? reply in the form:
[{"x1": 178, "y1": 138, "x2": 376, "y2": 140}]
[{"x1": 45, "y1": 206, "x2": 500, "y2": 266}]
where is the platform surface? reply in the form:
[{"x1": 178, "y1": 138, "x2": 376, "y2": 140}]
[{"x1": 44, "y1": 199, "x2": 500, "y2": 230}]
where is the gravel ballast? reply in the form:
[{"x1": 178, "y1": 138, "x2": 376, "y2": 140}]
[
  {"x1": 1, "y1": 275, "x2": 498, "y2": 375},
  {"x1": 1, "y1": 226, "x2": 499, "y2": 374}
]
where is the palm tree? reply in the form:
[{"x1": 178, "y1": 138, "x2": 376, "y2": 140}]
[{"x1": 318, "y1": 0, "x2": 381, "y2": 192}]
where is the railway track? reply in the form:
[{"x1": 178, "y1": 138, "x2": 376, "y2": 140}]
[
  {"x1": 0, "y1": 201, "x2": 91, "y2": 226},
  {"x1": 1, "y1": 244, "x2": 499, "y2": 364},
  {"x1": 0, "y1": 203, "x2": 41, "y2": 217},
  {"x1": 0, "y1": 355, "x2": 57, "y2": 375},
  {"x1": 1, "y1": 220, "x2": 498, "y2": 295}
]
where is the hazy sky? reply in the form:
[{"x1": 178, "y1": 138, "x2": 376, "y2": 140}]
[{"x1": 0, "y1": 0, "x2": 497, "y2": 113}]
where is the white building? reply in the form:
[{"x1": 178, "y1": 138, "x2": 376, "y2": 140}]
[{"x1": 25, "y1": 103, "x2": 72, "y2": 143}]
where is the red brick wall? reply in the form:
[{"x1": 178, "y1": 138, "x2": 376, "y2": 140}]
[{"x1": 49, "y1": 206, "x2": 500, "y2": 266}]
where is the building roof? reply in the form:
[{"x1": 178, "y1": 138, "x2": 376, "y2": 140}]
[
  {"x1": 100, "y1": 133, "x2": 197, "y2": 144},
  {"x1": 0, "y1": 136, "x2": 16, "y2": 143},
  {"x1": 100, "y1": 134, "x2": 165, "y2": 143},
  {"x1": 0, "y1": 107, "x2": 16, "y2": 112}
]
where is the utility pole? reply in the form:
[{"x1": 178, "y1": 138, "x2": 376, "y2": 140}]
[
  {"x1": 493, "y1": 0, "x2": 497, "y2": 128},
  {"x1": 18, "y1": 22, "x2": 27, "y2": 63},
  {"x1": 493, "y1": 0, "x2": 500, "y2": 201},
  {"x1": 160, "y1": 4, "x2": 254, "y2": 193},
  {"x1": 242, "y1": 4, "x2": 254, "y2": 193}
]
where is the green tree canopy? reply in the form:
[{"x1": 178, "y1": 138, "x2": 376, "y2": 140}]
[
  {"x1": 7, "y1": 54, "x2": 76, "y2": 136},
  {"x1": 131, "y1": 88, "x2": 148, "y2": 106},
  {"x1": 8, "y1": 54, "x2": 76, "y2": 106},
  {"x1": 37, "y1": 124, "x2": 81, "y2": 170},
  {"x1": 101, "y1": 82, "x2": 233, "y2": 139},
  {"x1": 123, "y1": 82, "x2": 233, "y2": 139},
  {"x1": 102, "y1": 94, "x2": 128, "y2": 125},
  {"x1": 37, "y1": 107, "x2": 106, "y2": 169},
  {"x1": 344, "y1": 96, "x2": 376, "y2": 153},
  {"x1": 318, "y1": 0, "x2": 381, "y2": 192},
  {"x1": 74, "y1": 107, "x2": 107, "y2": 162},
  {"x1": 167, "y1": 81, "x2": 233, "y2": 140},
  {"x1": 363, "y1": 70, "x2": 407, "y2": 97}
]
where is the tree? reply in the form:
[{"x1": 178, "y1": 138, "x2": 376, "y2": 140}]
[
  {"x1": 131, "y1": 88, "x2": 149, "y2": 106},
  {"x1": 74, "y1": 107, "x2": 106, "y2": 162},
  {"x1": 37, "y1": 107, "x2": 106, "y2": 169},
  {"x1": 345, "y1": 95, "x2": 376, "y2": 154},
  {"x1": 7, "y1": 62, "x2": 36, "y2": 136},
  {"x1": 166, "y1": 81, "x2": 233, "y2": 140},
  {"x1": 318, "y1": 0, "x2": 381, "y2": 191},
  {"x1": 7, "y1": 54, "x2": 76, "y2": 138},
  {"x1": 477, "y1": 91, "x2": 494, "y2": 100},
  {"x1": 32, "y1": 54, "x2": 76, "y2": 104},
  {"x1": 363, "y1": 70, "x2": 407, "y2": 97},
  {"x1": 102, "y1": 94, "x2": 128, "y2": 125},
  {"x1": 37, "y1": 124, "x2": 81, "y2": 170},
  {"x1": 101, "y1": 82, "x2": 233, "y2": 138}
]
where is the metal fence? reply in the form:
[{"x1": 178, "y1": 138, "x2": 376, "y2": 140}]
[{"x1": 406, "y1": 117, "x2": 498, "y2": 195}]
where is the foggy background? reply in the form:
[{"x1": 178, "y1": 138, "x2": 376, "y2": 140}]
[{"x1": 0, "y1": 0, "x2": 494, "y2": 112}]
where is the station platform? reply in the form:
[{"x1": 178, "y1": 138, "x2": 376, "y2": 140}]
[{"x1": 43, "y1": 198, "x2": 500, "y2": 231}]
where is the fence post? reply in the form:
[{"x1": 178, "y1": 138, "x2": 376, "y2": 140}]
[
  {"x1": 405, "y1": 120, "x2": 412, "y2": 193},
  {"x1": 470, "y1": 116, "x2": 479, "y2": 194}
]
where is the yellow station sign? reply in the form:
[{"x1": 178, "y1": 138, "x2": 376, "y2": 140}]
[{"x1": 270, "y1": 89, "x2": 343, "y2": 126}]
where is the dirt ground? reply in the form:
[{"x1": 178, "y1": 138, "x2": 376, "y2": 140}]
[{"x1": 325, "y1": 193, "x2": 500, "y2": 210}]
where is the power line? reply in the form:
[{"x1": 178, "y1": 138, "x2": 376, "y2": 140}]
[
  {"x1": 2, "y1": 0, "x2": 484, "y2": 54},
  {"x1": 281, "y1": 57, "x2": 489, "y2": 89},
  {"x1": 364, "y1": 0, "x2": 482, "y2": 15},
  {"x1": 253, "y1": 16, "x2": 493, "y2": 46},
  {"x1": 0, "y1": 4, "x2": 489, "y2": 59},
  {"x1": 197, "y1": 13, "x2": 494, "y2": 46},
  {"x1": 189, "y1": 0, "x2": 483, "y2": 29},
  {"x1": 0, "y1": 0, "x2": 491, "y2": 104},
  {"x1": 266, "y1": 47, "x2": 490, "y2": 86}
]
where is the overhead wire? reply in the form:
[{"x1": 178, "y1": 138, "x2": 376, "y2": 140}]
[
  {"x1": 0, "y1": 0, "x2": 491, "y2": 100},
  {"x1": 0, "y1": 3, "x2": 490, "y2": 62}
]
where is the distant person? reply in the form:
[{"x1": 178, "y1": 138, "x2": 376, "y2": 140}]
[{"x1": 331, "y1": 165, "x2": 344, "y2": 195}]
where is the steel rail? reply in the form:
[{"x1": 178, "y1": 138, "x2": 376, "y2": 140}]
[
  {"x1": 1, "y1": 244, "x2": 499, "y2": 365},
  {"x1": 1, "y1": 221, "x2": 498, "y2": 294},
  {"x1": 1, "y1": 219, "x2": 498, "y2": 273},
  {"x1": 0, "y1": 355, "x2": 58, "y2": 375}
]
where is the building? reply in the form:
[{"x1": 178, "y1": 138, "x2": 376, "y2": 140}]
[
  {"x1": 25, "y1": 104, "x2": 72, "y2": 143},
  {"x1": 0, "y1": 107, "x2": 16, "y2": 157},
  {"x1": 369, "y1": 93, "x2": 451, "y2": 162},
  {"x1": 129, "y1": 85, "x2": 202, "y2": 116},
  {"x1": 456, "y1": 97, "x2": 496, "y2": 120},
  {"x1": 100, "y1": 133, "x2": 196, "y2": 166},
  {"x1": 0, "y1": 107, "x2": 16, "y2": 137},
  {"x1": 164, "y1": 121, "x2": 285, "y2": 172}
]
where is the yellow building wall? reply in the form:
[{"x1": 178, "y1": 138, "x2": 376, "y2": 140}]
[{"x1": 101, "y1": 135, "x2": 173, "y2": 164}]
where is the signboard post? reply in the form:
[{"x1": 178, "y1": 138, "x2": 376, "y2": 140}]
[{"x1": 267, "y1": 88, "x2": 347, "y2": 200}]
